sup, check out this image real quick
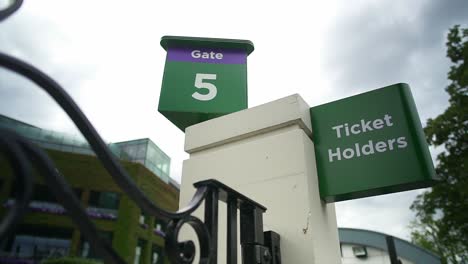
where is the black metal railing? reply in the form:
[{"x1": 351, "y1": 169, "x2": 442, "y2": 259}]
[
  {"x1": 165, "y1": 180, "x2": 281, "y2": 264},
  {"x1": 0, "y1": 1, "x2": 281, "y2": 263}
]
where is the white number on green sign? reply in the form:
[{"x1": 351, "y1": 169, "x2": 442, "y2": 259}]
[{"x1": 192, "y1": 73, "x2": 217, "y2": 101}]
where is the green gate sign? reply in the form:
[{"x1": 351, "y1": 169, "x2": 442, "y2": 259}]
[
  {"x1": 310, "y1": 83, "x2": 437, "y2": 202},
  {"x1": 158, "y1": 36, "x2": 254, "y2": 131}
]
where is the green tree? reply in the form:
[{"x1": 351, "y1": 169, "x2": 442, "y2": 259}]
[{"x1": 410, "y1": 25, "x2": 468, "y2": 264}]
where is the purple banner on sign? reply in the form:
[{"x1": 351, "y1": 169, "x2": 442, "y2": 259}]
[{"x1": 167, "y1": 47, "x2": 246, "y2": 64}]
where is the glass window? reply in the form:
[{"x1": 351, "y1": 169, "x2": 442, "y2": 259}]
[
  {"x1": 72, "y1": 147, "x2": 93, "y2": 155},
  {"x1": 113, "y1": 139, "x2": 170, "y2": 182},
  {"x1": 352, "y1": 245, "x2": 367, "y2": 258},
  {"x1": 32, "y1": 185, "x2": 58, "y2": 203},
  {"x1": 139, "y1": 211, "x2": 150, "y2": 227},
  {"x1": 81, "y1": 231, "x2": 113, "y2": 259},
  {"x1": 60, "y1": 144, "x2": 74, "y2": 153},
  {"x1": 135, "y1": 144, "x2": 147, "y2": 159},
  {"x1": 4, "y1": 225, "x2": 72, "y2": 260},
  {"x1": 151, "y1": 244, "x2": 164, "y2": 264},
  {"x1": 31, "y1": 185, "x2": 81, "y2": 203},
  {"x1": 36, "y1": 129, "x2": 48, "y2": 142},
  {"x1": 134, "y1": 239, "x2": 147, "y2": 264},
  {"x1": 88, "y1": 191, "x2": 120, "y2": 210},
  {"x1": 154, "y1": 219, "x2": 166, "y2": 231},
  {"x1": 162, "y1": 164, "x2": 169, "y2": 175},
  {"x1": 12, "y1": 235, "x2": 70, "y2": 259}
]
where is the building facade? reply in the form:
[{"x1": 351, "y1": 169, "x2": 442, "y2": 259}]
[
  {"x1": 339, "y1": 228, "x2": 441, "y2": 264},
  {"x1": 0, "y1": 115, "x2": 179, "y2": 263}
]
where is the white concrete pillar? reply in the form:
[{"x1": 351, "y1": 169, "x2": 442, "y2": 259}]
[{"x1": 179, "y1": 94, "x2": 342, "y2": 263}]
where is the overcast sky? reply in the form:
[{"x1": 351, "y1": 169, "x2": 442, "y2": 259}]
[{"x1": 1, "y1": 0, "x2": 467, "y2": 241}]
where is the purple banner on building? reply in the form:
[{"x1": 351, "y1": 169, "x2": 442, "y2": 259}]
[{"x1": 167, "y1": 47, "x2": 246, "y2": 64}]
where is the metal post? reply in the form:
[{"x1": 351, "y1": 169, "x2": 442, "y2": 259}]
[
  {"x1": 386, "y1": 235, "x2": 400, "y2": 264},
  {"x1": 227, "y1": 197, "x2": 238, "y2": 264},
  {"x1": 264, "y1": 231, "x2": 281, "y2": 264},
  {"x1": 205, "y1": 189, "x2": 219, "y2": 263},
  {"x1": 240, "y1": 206, "x2": 270, "y2": 264}
]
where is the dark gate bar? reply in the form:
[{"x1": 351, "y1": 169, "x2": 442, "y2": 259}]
[
  {"x1": 204, "y1": 189, "x2": 219, "y2": 263},
  {"x1": 193, "y1": 180, "x2": 281, "y2": 264},
  {"x1": 386, "y1": 235, "x2": 400, "y2": 264},
  {"x1": 227, "y1": 197, "x2": 238, "y2": 264}
]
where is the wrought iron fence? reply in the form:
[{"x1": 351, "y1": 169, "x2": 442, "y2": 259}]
[{"x1": 0, "y1": 1, "x2": 281, "y2": 263}]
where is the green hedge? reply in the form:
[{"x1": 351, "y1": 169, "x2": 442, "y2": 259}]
[{"x1": 41, "y1": 257, "x2": 103, "y2": 264}]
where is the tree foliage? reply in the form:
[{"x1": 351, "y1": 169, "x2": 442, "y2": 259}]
[{"x1": 410, "y1": 25, "x2": 468, "y2": 264}]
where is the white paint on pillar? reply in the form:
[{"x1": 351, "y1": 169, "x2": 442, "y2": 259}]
[{"x1": 178, "y1": 94, "x2": 342, "y2": 263}]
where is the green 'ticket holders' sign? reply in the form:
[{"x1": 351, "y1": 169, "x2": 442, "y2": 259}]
[
  {"x1": 310, "y1": 83, "x2": 438, "y2": 202},
  {"x1": 158, "y1": 36, "x2": 254, "y2": 131}
]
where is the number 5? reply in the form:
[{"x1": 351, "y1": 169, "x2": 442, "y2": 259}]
[{"x1": 192, "y1": 73, "x2": 217, "y2": 101}]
